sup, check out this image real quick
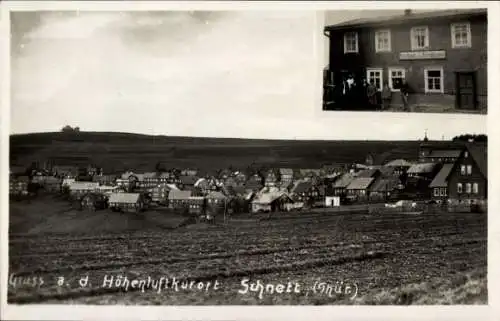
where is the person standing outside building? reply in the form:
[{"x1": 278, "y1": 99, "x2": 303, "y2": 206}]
[
  {"x1": 400, "y1": 80, "x2": 410, "y2": 111},
  {"x1": 381, "y1": 81, "x2": 392, "y2": 111},
  {"x1": 366, "y1": 81, "x2": 377, "y2": 109}
]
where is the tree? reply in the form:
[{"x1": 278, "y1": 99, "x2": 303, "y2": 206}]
[{"x1": 452, "y1": 134, "x2": 487, "y2": 143}]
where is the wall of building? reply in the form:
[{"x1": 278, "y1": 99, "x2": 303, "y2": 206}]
[
  {"x1": 447, "y1": 155, "x2": 487, "y2": 200},
  {"x1": 327, "y1": 14, "x2": 487, "y2": 111}
]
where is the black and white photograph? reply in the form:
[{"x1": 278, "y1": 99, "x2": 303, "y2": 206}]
[
  {"x1": 1, "y1": 1, "x2": 497, "y2": 321},
  {"x1": 322, "y1": 9, "x2": 488, "y2": 113}
]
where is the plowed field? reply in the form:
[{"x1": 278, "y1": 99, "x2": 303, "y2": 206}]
[{"x1": 8, "y1": 200, "x2": 487, "y2": 305}]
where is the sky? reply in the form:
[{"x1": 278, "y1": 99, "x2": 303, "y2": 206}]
[{"x1": 9, "y1": 10, "x2": 486, "y2": 140}]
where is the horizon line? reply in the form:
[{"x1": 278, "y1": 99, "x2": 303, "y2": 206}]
[{"x1": 8, "y1": 130, "x2": 487, "y2": 142}]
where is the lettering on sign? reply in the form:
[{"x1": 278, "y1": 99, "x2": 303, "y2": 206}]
[{"x1": 399, "y1": 50, "x2": 446, "y2": 60}]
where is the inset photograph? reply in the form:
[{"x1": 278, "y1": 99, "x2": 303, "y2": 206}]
[{"x1": 322, "y1": 9, "x2": 487, "y2": 114}]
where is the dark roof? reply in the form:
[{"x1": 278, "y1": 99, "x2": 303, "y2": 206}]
[
  {"x1": 466, "y1": 143, "x2": 487, "y2": 178},
  {"x1": 292, "y1": 181, "x2": 313, "y2": 194},
  {"x1": 325, "y1": 9, "x2": 487, "y2": 31},
  {"x1": 427, "y1": 150, "x2": 462, "y2": 158},
  {"x1": 429, "y1": 164, "x2": 455, "y2": 188},
  {"x1": 346, "y1": 177, "x2": 375, "y2": 190},
  {"x1": 370, "y1": 177, "x2": 400, "y2": 192},
  {"x1": 179, "y1": 175, "x2": 198, "y2": 185},
  {"x1": 357, "y1": 169, "x2": 379, "y2": 178}
]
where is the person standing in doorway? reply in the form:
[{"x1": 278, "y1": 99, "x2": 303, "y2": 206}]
[
  {"x1": 400, "y1": 80, "x2": 410, "y2": 111},
  {"x1": 381, "y1": 81, "x2": 392, "y2": 111}
]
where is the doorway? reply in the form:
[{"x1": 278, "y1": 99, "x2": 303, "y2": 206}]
[{"x1": 456, "y1": 72, "x2": 477, "y2": 110}]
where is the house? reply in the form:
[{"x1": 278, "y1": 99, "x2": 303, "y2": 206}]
[
  {"x1": 405, "y1": 162, "x2": 440, "y2": 198},
  {"x1": 188, "y1": 196, "x2": 206, "y2": 216},
  {"x1": 9, "y1": 176, "x2": 30, "y2": 196},
  {"x1": 42, "y1": 176, "x2": 62, "y2": 193},
  {"x1": 279, "y1": 168, "x2": 295, "y2": 186},
  {"x1": 265, "y1": 169, "x2": 280, "y2": 187},
  {"x1": 245, "y1": 174, "x2": 264, "y2": 192},
  {"x1": 53, "y1": 165, "x2": 78, "y2": 178},
  {"x1": 141, "y1": 172, "x2": 160, "y2": 189},
  {"x1": 290, "y1": 181, "x2": 321, "y2": 204},
  {"x1": 206, "y1": 191, "x2": 228, "y2": 208},
  {"x1": 251, "y1": 192, "x2": 294, "y2": 213},
  {"x1": 158, "y1": 172, "x2": 175, "y2": 184},
  {"x1": 384, "y1": 159, "x2": 414, "y2": 175},
  {"x1": 321, "y1": 164, "x2": 347, "y2": 177},
  {"x1": 92, "y1": 175, "x2": 117, "y2": 186},
  {"x1": 68, "y1": 182, "x2": 100, "y2": 199},
  {"x1": 108, "y1": 192, "x2": 145, "y2": 213},
  {"x1": 95, "y1": 185, "x2": 120, "y2": 196},
  {"x1": 345, "y1": 177, "x2": 375, "y2": 200},
  {"x1": 448, "y1": 143, "x2": 487, "y2": 201},
  {"x1": 430, "y1": 143, "x2": 487, "y2": 202},
  {"x1": 178, "y1": 175, "x2": 198, "y2": 190},
  {"x1": 369, "y1": 177, "x2": 401, "y2": 202},
  {"x1": 331, "y1": 173, "x2": 355, "y2": 197},
  {"x1": 429, "y1": 163, "x2": 455, "y2": 201},
  {"x1": 80, "y1": 193, "x2": 108, "y2": 211},
  {"x1": 150, "y1": 185, "x2": 174, "y2": 204},
  {"x1": 356, "y1": 168, "x2": 380, "y2": 179},
  {"x1": 323, "y1": 9, "x2": 487, "y2": 112},
  {"x1": 167, "y1": 190, "x2": 193, "y2": 210}
]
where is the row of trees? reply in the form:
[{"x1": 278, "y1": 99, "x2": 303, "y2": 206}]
[
  {"x1": 61, "y1": 125, "x2": 80, "y2": 133},
  {"x1": 452, "y1": 134, "x2": 487, "y2": 142}
]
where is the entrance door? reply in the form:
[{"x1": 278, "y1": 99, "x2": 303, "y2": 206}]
[{"x1": 456, "y1": 72, "x2": 477, "y2": 110}]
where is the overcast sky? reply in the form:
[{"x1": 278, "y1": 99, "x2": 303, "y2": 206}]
[{"x1": 10, "y1": 10, "x2": 486, "y2": 140}]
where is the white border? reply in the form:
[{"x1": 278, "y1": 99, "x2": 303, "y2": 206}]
[{"x1": 2, "y1": 1, "x2": 499, "y2": 320}]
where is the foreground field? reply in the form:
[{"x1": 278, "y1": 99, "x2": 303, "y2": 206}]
[{"x1": 8, "y1": 199, "x2": 487, "y2": 305}]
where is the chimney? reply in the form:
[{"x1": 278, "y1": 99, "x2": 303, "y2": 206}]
[{"x1": 404, "y1": 9, "x2": 412, "y2": 16}]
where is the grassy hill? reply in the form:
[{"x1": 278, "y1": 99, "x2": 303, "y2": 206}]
[{"x1": 9, "y1": 131, "x2": 460, "y2": 173}]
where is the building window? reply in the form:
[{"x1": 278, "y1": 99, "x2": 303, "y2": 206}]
[
  {"x1": 411, "y1": 26, "x2": 429, "y2": 50},
  {"x1": 460, "y1": 165, "x2": 466, "y2": 175},
  {"x1": 434, "y1": 188, "x2": 439, "y2": 197},
  {"x1": 424, "y1": 67, "x2": 444, "y2": 93},
  {"x1": 473, "y1": 183, "x2": 479, "y2": 194},
  {"x1": 465, "y1": 183, "x2": 472, "y2": 193},
  {"x1": 466, "y1": 165, "x2": 472, "y2": 175},
  {"x1": 388, "y1": 68, "x2": 406, "y2": 91},
  {"x1": 366, "y1": 68, "x2": 383, "y2": 91},
  {"x1": 344, "y1": 32, "x2": 359, "y2": 53},
  {"x1": 375, "y1": 29, "x2": 391, "y2": 52},
  {"x1": 457, "y1": 183, "x2": 463, "y2": 193},
  {"x1": 451, "y1": 22, "x2": 471, "y2": 48}
]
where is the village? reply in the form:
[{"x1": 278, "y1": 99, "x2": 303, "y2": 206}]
[{"x1": 9, "y1": 137, "x2": 487, "y2": 221}]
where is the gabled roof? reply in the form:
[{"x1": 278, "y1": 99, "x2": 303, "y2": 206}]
[
  {"x1": 466, "y1": 143, "x2": 487, "y2": 178},
  {"x1": 346, "y1": 177, "x2": 374, "y2": 190},
  {"x1": 252, "y1": 192, "x2": 292, "y2": 205},
  {"x1": 292, "y1": 181, "x2": 313, "y2": 194},
  {"x1": 109, "y1": 192, "x2": 141, "y2": 204},
  {"x1": 370, "y1": 177, "x2": 400, "y2": 192},
  {"x1": 325, "y1": 9, "x2": 487, "y2": 31},
  {"x1": 333, "y1": 173, "x2": 355, "y2": 188},
  {"x1": 429, "y1": 164, "x2": 455, "y2": 188},
  {"x1": 384, "y1": 159, "x2": 414, "y2": 167},
  {"x1": 407, "y1": 163, "x2": 437, "y2": 174},
  {"x1": 168, "y1": 190, "x2": 192, "y2": 200},
  {"x1": 356, "y1": 169, "x2": 379, "y2": 178}
]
